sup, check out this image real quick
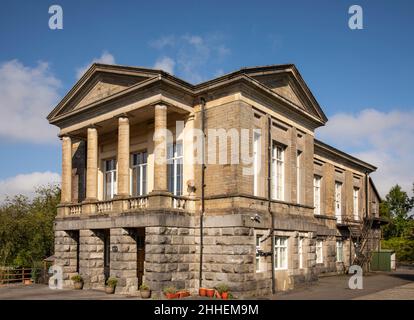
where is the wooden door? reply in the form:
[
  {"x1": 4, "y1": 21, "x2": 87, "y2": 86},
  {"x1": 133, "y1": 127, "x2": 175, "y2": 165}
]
[{"x1": 135, "y1": 228, "x2": 145, "y2": 287}]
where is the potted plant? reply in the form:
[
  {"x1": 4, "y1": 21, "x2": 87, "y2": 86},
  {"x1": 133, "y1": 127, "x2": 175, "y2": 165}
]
[
  {"x1": 178, "y1": 290, "x2": 190, "y2": 298},
  {"x1": 216, "y1": 283, "x2": 229, "y2": 299},
  {"x1": 105, "y1": 277, "x2": 117, "y2": 294},
  {"x1": 71, "y1": 274, "x2": 83, "y2": 290},
  {"x1": 139, "y1": 283, "x2": 151, "y2": 299},
  {"x1": 199, "y1": 287, "x2": 207, "y2": 296},
  {"x1": 206, "y1": 288, "x2": 215, "y2": 298},
  {"x1": 163, "y1": 286, "x2": 178, "y2": 299}
]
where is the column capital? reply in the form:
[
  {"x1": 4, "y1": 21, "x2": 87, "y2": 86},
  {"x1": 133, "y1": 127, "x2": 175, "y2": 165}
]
[{"x1": 154, "y1": 103, "x2": 167, "y2": 110}]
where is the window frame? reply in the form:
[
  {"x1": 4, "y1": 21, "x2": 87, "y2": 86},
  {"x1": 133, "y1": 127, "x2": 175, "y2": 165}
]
[
  {"x1": 296, "y1": 150, "x2": 302, "y2": 204},
  {"x1": 353, "y1": 187, "x2": 359, "y2": 220},
  {"x1": 313, "y1": 175, "x2": 321, "y2": 215},
  {"x1": 103, "y1": 158, "x2": 117, "y2": 200},
  {"x1": 253, "y1": 131, "x2": 261, "y2": 197},
  {"x1": 274, "y1": 236, "x2": 288, "y2": 270},
  {"x1": 255, "y1": 232, "x2": 264, "y2": 273},
  {"x1": 131, "y1": 151, "x2": 148, "y2": 197},
  {"x1": 336, "y1": 240, "x2": 343, "y2": 263},
  {"x1": 335, "y1": 182, "x2": 343, "y2": 223},
  {"x1": 167, "y1": 141, "x2": 184, "y2": 196},
  {"x1": 298, "y1": 237, "x2": 304, "y2": 269},
  {"x1": 271, "y1": 142, "x2": 285, "y2": 201},
  {"x1": 316, "y1": 240, "x2": 323, "y2": 264}
]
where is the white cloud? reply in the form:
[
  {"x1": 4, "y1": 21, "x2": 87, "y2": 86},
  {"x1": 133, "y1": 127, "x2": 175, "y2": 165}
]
[
  {"x1": 150, "y1": 34, "x2": 231, "y2": 83},
  {"x1": 0, "y1": 171, "x2": 60, "y2": 202},
  {"x1": 316, "y1": 108, "x2": 414, "y2": 197},
  {"x1": 0, "y1": 60, "x2": 61, "y2": 144},
  {"x1": 153, "y1": 56, "x2": 175, "y2": 74},
  {"x1": 76, "y1": 51, "x2": 115, "y2": 79}
]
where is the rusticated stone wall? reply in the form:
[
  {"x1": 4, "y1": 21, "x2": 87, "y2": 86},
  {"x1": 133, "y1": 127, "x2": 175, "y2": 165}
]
[{"x1": 54, "y1": 230, "x2": 78, "y2": 287}]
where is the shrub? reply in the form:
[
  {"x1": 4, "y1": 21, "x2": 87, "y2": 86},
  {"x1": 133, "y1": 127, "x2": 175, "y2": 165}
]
[
  {"x1": 216, "y1": 283, "x2": 229, "y2": 294},
  {"x1": 106, "y1": 277, "x2": 118, "y2": 287},
  {"x1": 381, "y1": 237, "x2": 414, "y2": 262},
  {"x1": 71, "y1": 274, "x2": 83, "y2": 283},
  {"x1": 139, "y1": 283, "x2": 150, "y2": 291},
  {"x1": 163, "y1": 286, "x2": 177, "y2": 294}
]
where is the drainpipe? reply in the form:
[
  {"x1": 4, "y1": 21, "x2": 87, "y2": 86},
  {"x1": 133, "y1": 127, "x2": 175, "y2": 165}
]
[
  {"x1": 268, "y1": 116, "x2": 276, "y2": 294},
  {"x1": 199, "y1": 97, "x2": 206, "y2": 289},
  {"x1": 365, "y1": 172, "x2": 370, "y2": 219}
]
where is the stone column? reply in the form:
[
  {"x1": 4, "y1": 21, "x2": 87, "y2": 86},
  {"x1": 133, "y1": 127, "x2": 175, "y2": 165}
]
[
  {"x1": 61, "y1": 136, "x2": 72, "y2": 203},
  {"x1": 183, "y1": 114, "x2": 195, "y2": 196},
  {"x1": 117, "y1": 116, "x2": 130, "y2": 197},
  {"x1": 153, "y1": 104, "x2": 168, "y2": 192},
  {"x1": 86, "y1": 127, "x2": 98, "y2": 201}
]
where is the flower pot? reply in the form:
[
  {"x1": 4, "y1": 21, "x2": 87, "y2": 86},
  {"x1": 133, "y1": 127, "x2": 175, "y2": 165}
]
[
  {"x1": 215, "y1": 291, "x2": 221, "y2": 299},
  {"x1": 140, "y1": 290, "x2": 151, "y2": 299},
  {"x1": 73, "y1": 281, "x2": 83, "y2": 290},
  {"x1": 165, "y1": 292, "x2": 178, "y2": 299},
  {"x1": 221, "y1": 292, "x2": 229, "y2": 300},
  {"x1": 24, "y1": 279, "x2": 33, "y2": 285},
  {"x1": 206, "y1": 288, "x2": 215, "y2": 298},
  {"x1": 178, "y1": 290, "x2": 190, "y2": 298},
  {"x1": 105, "y1": 286, "x2": 116, "y2": 294},
  {"x1": 199, "y1": 288, "x2": 207, "y2": 296}
]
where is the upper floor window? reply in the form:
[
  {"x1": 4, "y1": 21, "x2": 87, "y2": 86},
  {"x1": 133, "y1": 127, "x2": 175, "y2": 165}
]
[
  {"x1": 353, "y1": 187, "x2": 359, "y2": 220},
  {"x1": 314, "y1": 176, "x2": 321, "y2": 215},
  {"x1": 104, "y1": 159, "x2": 117, "y2": 200},
  {"x1": 316, "y1": 240, "x2": 323, "y2": 264},
  {"x1": 132, "y1": 151, "x2": 147, "y2": 196},
  {"x1": 271, "y1": 142, "x2": 285, "y2": 200},
  {"x1": 296, "y1": 150, "x2": 302, "y2": 203},
  {"x1": 274, "y1": 236, "x2": 288, "y2": 270},
  {"x1": 335, "y1": 182, "x2": 342, "y2": 222},
  {"x1": 167, "y1": 142, "x2": 183, "y2": 196},
  {"x1": 253, "y1": 131, "x2": 261, "y2": 196}
]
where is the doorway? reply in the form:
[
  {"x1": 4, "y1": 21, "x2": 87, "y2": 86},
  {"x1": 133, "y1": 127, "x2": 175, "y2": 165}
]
[
  {"x1": 134, "y1": 228, "x2": 145, "y2": 287},
  {"x1": 103, "y1": 229, "x2": 110, "y2": 281}
]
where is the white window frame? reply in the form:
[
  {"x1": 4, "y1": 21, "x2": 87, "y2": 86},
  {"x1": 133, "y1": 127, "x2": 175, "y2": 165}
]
[
  {"x1": 253, "y1": 131, "x2": 261, "y2": 196},
  {"x1": 313, "y1": 176, "x2": 321, "y2": 215},
  {"x1": 353, "y1": 187, "x2": 359, "y2": 221},
  {"x1": 298, "y1": 237, "x2": 304, "y2": 269},
  {"x1": 167, "y1": 141, "x2": 183, "y2": 196},
  {"x1": 131, "y1": 151, "x2": 147, "y2": 196},
  {"x1": 255, "y1": 232, "x2": 264, "y2": 273},
  {"x1": 104, "y1": 159, "x2": 117, "y2": 200},
  {"x1": 316, "y1": 240, "x2": 323, "y2": 264},
  {"x1": 274, "y1": 236, "x2": 288, "y2": 270},
  {"x1": 335, "y1": 182, "x2": 342, "y2": 223},
  {"x1": 296, "y1": 150, "x2": 302, "y2": 204},
  {"x1": 271, "y1": 142, "x2": 285, "y2": 201},
  {"x1": 336, "y1": 240, "x2": 343, "y2": 262}
]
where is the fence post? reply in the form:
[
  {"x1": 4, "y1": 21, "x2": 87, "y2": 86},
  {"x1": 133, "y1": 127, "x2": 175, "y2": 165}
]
[{"x1": 22, "y1": 267, "x2": 24, "y2": 283}]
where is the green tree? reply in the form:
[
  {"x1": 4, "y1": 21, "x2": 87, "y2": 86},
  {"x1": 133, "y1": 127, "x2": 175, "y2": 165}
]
[
  {"x1": 0, "y1": 185, "x2": 60, "y2": 267},
  {"x1": 380, "y1": 184, "x2": 413, "y2": 239}
]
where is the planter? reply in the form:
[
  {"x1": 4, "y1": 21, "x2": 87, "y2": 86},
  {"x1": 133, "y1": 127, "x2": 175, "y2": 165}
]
[
  {"x1": 221, "y1": 292, "x2": 229, "y2": 300},
  {"x1": 178, "y1": 290, "x2": 190, "y2": 298},
  {"x1": 24, "y1": 279, "x2": 33, "y2": 285},
  {"x1": 140, "y1": 290, "x2": 151, "y2": 299},
  {"x1": 199, "y1": 288, "x2": 207, "y2": 296},
  {"x1": 105, "y1": 286, "x2": 116, "y2": 294},
  {"x1": 165, "y1": 292, "x2": 179, "y2": 299},
  {"x1": 206, "y1": 288, "x2": 215, "y2": 298},
  {"x1": 73, "y1": 281, "x2": 83, "y2": 290}
]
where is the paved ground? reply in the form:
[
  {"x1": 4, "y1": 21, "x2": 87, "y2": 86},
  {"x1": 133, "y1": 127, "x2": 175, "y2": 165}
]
[
  {"x1": 1, "y1": 269, "x2": 413, "y2": 300},
  {"x1": 267, "y1": 268, "x2": 414, "y2": 300}
]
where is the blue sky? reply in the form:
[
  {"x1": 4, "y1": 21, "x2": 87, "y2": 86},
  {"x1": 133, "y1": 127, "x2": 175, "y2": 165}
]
[{"x1": 0, "y1": 0, "x2": 413, "y2": 199}]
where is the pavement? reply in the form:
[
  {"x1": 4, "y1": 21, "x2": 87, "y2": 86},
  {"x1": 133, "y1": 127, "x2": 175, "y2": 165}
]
[{"x1": 0, "y1": 269, "x2": 413, "y2": 300}]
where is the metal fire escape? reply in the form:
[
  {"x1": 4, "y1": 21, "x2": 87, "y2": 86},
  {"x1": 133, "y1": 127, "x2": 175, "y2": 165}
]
[{"x1": 345, "y1": 217, "x2": 374, "y2": 269}]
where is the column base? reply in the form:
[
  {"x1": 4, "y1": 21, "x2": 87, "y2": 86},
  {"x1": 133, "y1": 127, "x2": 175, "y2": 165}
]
[{"x1": 148, "y1": 190, "x2": 172, "y2": 208}]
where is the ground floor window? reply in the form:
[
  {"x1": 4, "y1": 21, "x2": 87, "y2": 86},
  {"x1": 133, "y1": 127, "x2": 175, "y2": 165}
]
[
  {"x1": 336, "y1": 240, "x2": 343, "y2": 262},
  {"x1": 298, "y1": 237, "x2": 304, "y2": 269},
  {"x1": 316, "y1": 240, "x2": 323, "y2": 264},
  {"x1": 274, "y1": 236, "x2": 288, "y2": 270},
  {"x1": 255, "y1": 232, "x2": 264, "y2": 272}
]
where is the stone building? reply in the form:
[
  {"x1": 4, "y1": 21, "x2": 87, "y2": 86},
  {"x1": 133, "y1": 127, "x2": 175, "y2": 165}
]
[{"x1": 47, "y1": 63, "x2": 383, "y2": 297}]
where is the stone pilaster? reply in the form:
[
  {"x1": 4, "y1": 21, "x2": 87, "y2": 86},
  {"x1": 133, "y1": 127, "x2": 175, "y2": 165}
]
[
  {"x1": 54, "y1": 230, "x2": 79, "y2": 288},
  {"x1": 79, "y1": 229, "x2": 105, "y2": 289},
  {"x1": 86, "y1": 127, "x2": 98, "y2": 201},
  {"x1": 61, "y1": 136, "x2": 72, "y2": 203},
  {"x1": 323, "y1": 162, "x2": 335, "y2": 216},
  {"x1": 117, "y1": 117, "x2": 130, "y2": 197}
]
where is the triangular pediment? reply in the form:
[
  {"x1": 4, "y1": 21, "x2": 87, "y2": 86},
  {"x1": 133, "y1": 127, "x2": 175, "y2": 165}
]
[
  {"x1": 48, "y1": 64, "x2": 162, "y2": 121},
  {"x1": 243, "y1": 66, "x2": 328, "y2": 123}
]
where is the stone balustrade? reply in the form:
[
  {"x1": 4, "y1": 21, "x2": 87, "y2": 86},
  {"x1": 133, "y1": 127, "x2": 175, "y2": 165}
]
[
  {"x1": 96, "y1": 200, "x2": 113, "y2": 213},
  {"x1": 128, "y1": 196, "x2": 149, "y2": 210}
]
